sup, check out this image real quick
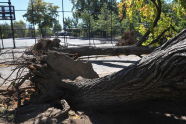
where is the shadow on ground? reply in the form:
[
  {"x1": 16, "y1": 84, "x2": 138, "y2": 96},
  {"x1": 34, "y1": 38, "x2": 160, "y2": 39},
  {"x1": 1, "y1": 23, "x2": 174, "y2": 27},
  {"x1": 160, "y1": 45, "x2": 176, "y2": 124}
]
[
  {"x1": 85, "y1": 100, "x2": 186, "y2": 124},
  {"x1": 13, "y1": 100, "x2": 186, "y2": 124}
]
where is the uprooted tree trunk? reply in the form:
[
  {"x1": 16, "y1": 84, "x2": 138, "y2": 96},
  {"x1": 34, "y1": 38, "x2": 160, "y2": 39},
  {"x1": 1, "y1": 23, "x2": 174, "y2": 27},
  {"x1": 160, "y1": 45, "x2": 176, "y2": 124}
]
[
  {"x1": 56, "y1": 45, "x2": 154, "y2": 57},
  {"x1": 27, "y1": 37, "x2": 154, "y2": 56},
  {"x1": 28, "y1": 29, "x2": 186, "y2": 110}
]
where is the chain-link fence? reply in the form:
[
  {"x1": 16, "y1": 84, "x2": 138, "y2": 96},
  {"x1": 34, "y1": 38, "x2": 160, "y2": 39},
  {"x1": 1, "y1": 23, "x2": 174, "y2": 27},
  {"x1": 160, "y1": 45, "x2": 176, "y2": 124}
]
[{"x1": 0, "y1": 0, "x2": 121, "y2": 49}]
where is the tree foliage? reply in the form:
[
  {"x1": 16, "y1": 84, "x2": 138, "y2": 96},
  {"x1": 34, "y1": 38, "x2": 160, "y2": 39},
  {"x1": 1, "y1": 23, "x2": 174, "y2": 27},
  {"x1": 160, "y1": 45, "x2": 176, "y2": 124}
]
[
  {"x1": 14, "y1": 20, "x2": 27, "y2": 38},
  {"x1": 92, "y1": 3, "x2": 121, "y2": 36},
  {"x1": 0, "y1": 23, "x2": 12, "y2": 38},
  {"x1": 53, "y1": 20, "x2": 62, "y2": 34},
  {"x1": 0, "y1": 21, "x2": 27, "y2": 38},
  {"x1": 24, "y1": 0, "x2": 59, "y2": 37},
  {"x1": 70, "y1": 0, "x2": 185, "y2": 41},
  {"x1": 118, "y1": 0, "x2": 186, "y2": 46},
  {"x1": 70, "y1": 0, "x2": 120, "y2": 37},
  {"x1": 64, "y1": 17, "x2": 78, "y2": 29},
  {"x1": 71, "y1": 0, "x2": 118, "y2": 19}
]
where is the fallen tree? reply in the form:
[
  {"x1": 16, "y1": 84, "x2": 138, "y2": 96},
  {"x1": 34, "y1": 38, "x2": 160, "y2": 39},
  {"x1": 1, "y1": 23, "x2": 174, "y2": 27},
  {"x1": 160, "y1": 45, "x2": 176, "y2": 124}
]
[
  {"x1": 56, "y1": 45, "x2": 154, "y2": 57},
  {"x1": 22, "y1": 29, "x2": 186, "y2": 110},
  {"x1": 1, "y1": 29, "x2": 186, "y2": 113},
  {"x1": 26, "y1": 38, "x2": 154, "y2": 57}
]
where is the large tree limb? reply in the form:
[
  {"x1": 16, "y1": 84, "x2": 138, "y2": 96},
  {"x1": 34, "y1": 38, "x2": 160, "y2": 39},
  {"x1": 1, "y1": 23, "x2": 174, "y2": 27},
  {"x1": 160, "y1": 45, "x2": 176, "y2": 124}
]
[
  {"x1": 70, "y1": 29, "x2": 186, "y2": 109},
  {"x1": 27, "y1": 38, "x2": 154, "y2": 57},
  {"x1": 29, "y1": 29, "x2": 186, "y2": 110},
  {"x1": 56, "y1": 45, "x2": 154, "y2": 56}
]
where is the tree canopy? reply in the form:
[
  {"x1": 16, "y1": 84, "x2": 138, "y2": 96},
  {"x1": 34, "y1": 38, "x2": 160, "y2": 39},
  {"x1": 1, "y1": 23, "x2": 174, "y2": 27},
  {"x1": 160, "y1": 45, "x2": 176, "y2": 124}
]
[
  {"x1": 0, "y1": 21, "x2": 27, "y2": 38},
  {"x1": 69, "y1": 0, "x2": 185, "y2": 45},
  {"x1": 24, "y1": 0, "x2": 59, "y2": 37},
  {"x1": 118, "y1": 0, "x2": 186, "y2": 46},
  {"x1": 53, "y1": 20, "x2": 62, "y2": 34}
]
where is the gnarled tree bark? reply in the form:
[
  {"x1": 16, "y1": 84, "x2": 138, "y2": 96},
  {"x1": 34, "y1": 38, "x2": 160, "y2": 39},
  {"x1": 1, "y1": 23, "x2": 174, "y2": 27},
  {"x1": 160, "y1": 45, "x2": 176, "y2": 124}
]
[{"x1": 30, "y1": 29, "x2": 186, "y2": 110}]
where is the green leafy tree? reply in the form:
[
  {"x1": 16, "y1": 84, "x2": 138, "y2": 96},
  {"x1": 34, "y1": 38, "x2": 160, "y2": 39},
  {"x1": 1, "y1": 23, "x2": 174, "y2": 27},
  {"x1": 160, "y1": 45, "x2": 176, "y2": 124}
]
[
  {"x1": 64, "y1": 17, "x2": 79, "y2": 29},
  {"x1": 26, "y1": 24, "x2": 35, "y2": 37},
  {"x1": 24, "y1": 0, "x2": 59, "y2": 37},
  {"x1": 71, "y1": 0, "x2": 118, "y2": 20},
  {"x1": 172, "y1": 0, "x2": 186, "y2": 31},
  {"x1": 118, "y1": 0, "x2": 186, "y2": 46},
  {"x1": 71, "y1": 0, "x2": 120, "y2": 37},
  {"x1": 70, "y1": 0, "x2": 118, "y2": 27},
  {"x1": 53, "y1": 20, "x2": 62, "y2": 34},
  {"x1": 0, "y1": 23, "x2": 11, "y2": 38},
  {"x1": 0, "y1": 21, "x2": 26, "y2": 38},
  {"x1": 92, "y1": 3, "x2": 121, "y2": 37},
  {"x1": 14, "y1": 20, "x2": 27, "y2": 38},
  {"x1": 64, "y1": 17, "x2": 74, "y2": 29}
]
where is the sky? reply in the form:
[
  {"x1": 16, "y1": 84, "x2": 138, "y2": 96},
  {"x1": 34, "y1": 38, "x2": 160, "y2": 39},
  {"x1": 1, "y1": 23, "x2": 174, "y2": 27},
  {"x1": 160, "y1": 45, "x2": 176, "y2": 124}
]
[
  {"x1": 1, "y1": 0, "x2": 122, "y2": 25},
  {"x1": 0, "y1": 0, "x2": 74, "y2": 25},
  {"x1": 1, "y1": 0, "x2": 171, "y2": 26}
]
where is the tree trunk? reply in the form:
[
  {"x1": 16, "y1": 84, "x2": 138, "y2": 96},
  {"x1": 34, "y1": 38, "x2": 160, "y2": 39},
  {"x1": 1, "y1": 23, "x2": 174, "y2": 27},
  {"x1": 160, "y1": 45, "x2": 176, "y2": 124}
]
[
  {"x1": 56, "y1": 45, "x2": 154, "y2": 56},
  {"x1": 30, "y1": 39, "x2": 154, "y2": 56},
  {"x1": 31, "y1": 29, "x2": 186, "y2": 110}
]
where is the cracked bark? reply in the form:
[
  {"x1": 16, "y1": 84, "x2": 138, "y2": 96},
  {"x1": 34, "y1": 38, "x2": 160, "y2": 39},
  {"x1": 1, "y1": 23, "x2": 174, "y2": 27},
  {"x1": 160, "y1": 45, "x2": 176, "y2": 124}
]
[{"x1": 31, "y1": 29, "x2": 186, "y2": 110}]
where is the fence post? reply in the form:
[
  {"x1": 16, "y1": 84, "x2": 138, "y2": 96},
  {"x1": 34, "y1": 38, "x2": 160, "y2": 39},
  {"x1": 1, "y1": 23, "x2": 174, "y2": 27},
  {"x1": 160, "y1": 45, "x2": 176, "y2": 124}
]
[
  {"x1": 62, "y1": 0, "x2": 67, "y2": 47},
  {"x1": 31, "y1": 0, "x2": 37, "y2": 44},
  {"x1": 110, "y1": 0, "x2": 113, "y2": 46},
  {"x1": 8, "y1": 0, "x2": 16, "y2": 48},
  {"x1": 12, "y1": 50, "x2": 15, "y2": 60},
  {"x1": 0, "y1": 28, "x2": 4, "y2": 49}
]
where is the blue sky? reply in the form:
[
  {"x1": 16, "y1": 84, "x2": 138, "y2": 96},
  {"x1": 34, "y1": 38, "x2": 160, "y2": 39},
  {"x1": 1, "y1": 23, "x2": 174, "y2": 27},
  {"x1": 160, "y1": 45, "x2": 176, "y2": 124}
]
[
  {"x1": 11, "y1": 0, "x2": 121, "y2": 23},
  {"x1": 16, "y1": 0, "x2": 72, "y2": 23},
  {"x1": 2, "y1": 0, "x2": 172, "y2": 25},
  {"x1": 1, "y1": 0, "x2": 74, "y2": 25}
]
